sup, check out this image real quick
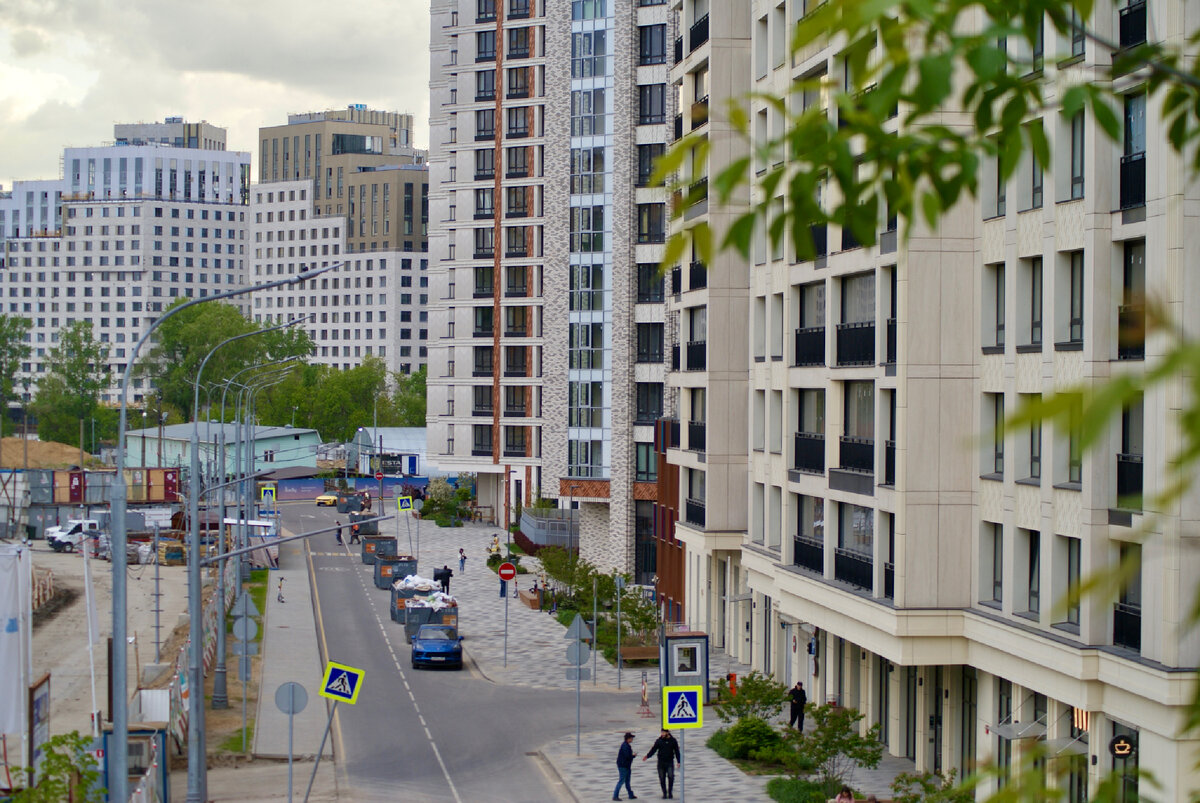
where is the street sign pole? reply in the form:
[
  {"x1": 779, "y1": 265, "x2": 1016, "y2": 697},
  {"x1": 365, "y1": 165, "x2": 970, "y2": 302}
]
[
  {"x1": 498, "y1": 562, "x2": 517, "y2": 667},
  {"x1": 504, "y1": 580, "x2": 509, "y2": 668},
  {"x1": 616, "y1": 575, "x2": 623, "y2": 690},
  {"x1": 303, "y1": 702, "x2": 336, "y2": 803},
  {"x1": 681, "y1": 730, "x2": 686, "y2": 802},
  {"x1": 592, "y1": 576, "x2": 598, "y2": 686},
  {"x1": 576, "y1": 643, "x2": 581, "y2": 755}
]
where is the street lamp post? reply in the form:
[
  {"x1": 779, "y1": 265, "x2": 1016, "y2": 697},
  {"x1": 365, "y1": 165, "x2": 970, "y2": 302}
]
[{"x1": 109, "y1": 262, "x2": 341, "y2": 803}]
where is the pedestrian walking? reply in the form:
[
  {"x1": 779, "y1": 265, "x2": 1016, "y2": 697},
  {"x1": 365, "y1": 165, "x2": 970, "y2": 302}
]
[
  {"x1": 458, "y1": 548, "x2": 467, "y2": 572},
  {"x1": 350, "y1": 523, "x2": 361, "y2": 544},
  {"x1": 643, "y1": 728, "x2": 681, "y2": 798},
  {"x1": 335, "y1": 520, "x2": 343, "y2": 546},
  {"x1": 788, "y1": 681, "x2": 808, "y2": 730},
  {"x1": 613, "y1": 732, "x2": 638, "y2": 800},
  {"x1": 439, "y1": 564, "x2": 453, "y2": 594},
  {"x1": 276, "y1": 577, "x2": 285, "y2": 603}
]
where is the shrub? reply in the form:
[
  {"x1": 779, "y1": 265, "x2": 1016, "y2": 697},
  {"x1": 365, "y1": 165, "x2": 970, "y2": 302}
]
[
  {"x1": 714, "y1": 670, "x2": 789, "y2": 723},
  {"x1": 724, "y1": 716, "x2": 782, "y2": 760},
  {"x1": 784, "y1": 704, "x2": 882, "y2": 790},
  {"x1": 891, "y1": 769, "x2": 974, "y2": 803},
  {"x1": 765, "y1": 776, "x2": 836, "y2": 803}
]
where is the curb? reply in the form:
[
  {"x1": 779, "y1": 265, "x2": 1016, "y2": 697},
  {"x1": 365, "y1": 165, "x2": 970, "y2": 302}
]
[{"x1": 533, "y1": 748, "x2": 582, "y2": 803}]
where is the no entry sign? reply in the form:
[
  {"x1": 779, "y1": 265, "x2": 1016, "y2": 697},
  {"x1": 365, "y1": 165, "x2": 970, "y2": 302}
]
[{"x1": 498, "y1": 562, "x2": 517, "y2": 581}]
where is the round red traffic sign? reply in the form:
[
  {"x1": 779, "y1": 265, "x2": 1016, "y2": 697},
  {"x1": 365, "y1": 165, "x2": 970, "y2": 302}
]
[
  {"x1": 498, "y1": 562, "x2": 517, "y2": 581},
  {"x1": 375, "y1": 472, "x2": 384, "y2": 481}
]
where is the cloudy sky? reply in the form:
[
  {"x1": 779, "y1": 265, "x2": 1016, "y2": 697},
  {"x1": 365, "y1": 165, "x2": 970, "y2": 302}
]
[{"x1": 0, "y1": 0, "x2": 431, "y2": 185}]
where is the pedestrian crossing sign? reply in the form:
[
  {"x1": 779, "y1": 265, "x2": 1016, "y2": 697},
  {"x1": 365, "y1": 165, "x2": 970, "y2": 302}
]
[
  {"x1": 397, "y1": 496, "x2": 413, "y2": 511},
  {"x1": 662, "y1": 685, "x2": 703, "y2": 729},
  {"x1": 320, "y1": 661, "x2": 364, "y2": 705}
]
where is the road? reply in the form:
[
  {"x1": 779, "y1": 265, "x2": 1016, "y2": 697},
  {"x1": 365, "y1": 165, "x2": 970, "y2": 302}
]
[{"x1": 280, "y1": 503, "x2": 618, "y2": 803}]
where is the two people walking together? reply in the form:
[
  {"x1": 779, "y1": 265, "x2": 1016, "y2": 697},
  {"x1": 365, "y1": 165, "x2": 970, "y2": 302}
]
[{"x1": 614, "y1": 729, "x2": 682, "y2": 801}]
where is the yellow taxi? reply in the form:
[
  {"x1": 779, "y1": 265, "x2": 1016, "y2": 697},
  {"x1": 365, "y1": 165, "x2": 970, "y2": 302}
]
[{"x1": 315, "y1": 493, "x2": 338, "y2": 507}]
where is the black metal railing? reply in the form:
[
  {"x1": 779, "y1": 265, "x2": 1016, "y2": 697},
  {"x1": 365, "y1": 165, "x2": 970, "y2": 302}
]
[
  {"x1": 674, "y1": 36, "x2": 683, "y2": 64},
  {"x1": 811, "y1": 223, "x2": 828, "y2": 259},
  {"x1": 475, "y1": 167, "x2": 495, "y2": 181},
  {"x1": 1120, "y1": 152, "x2": 1146, "y2": 210},
  {"x1": 840, "y1": 435, "x2": 874, "y2": 473},
  {"x1": 508, "y1": 46, "x2": 530, "y2": 59},
  {"x1": 473, "y1": 360, "x2": 493, "y2": 377},
  {"x1": 474, "y1": 285, "x2": 493, "y2": 298},
  {"x1": 836, "y1": 321, "x2": 876, "y2": 366},
  {"x1": 473, "y1": 326, "x2": 493, "y2": 338},
  {"x1": 1113, "y1": 602, "x2": 1142, "y2": 651},
  {"x1": 841, "y1": 225, "x2": 861, "y2": 251},
  {"x1": 504, "y1": 324, "x2": 528, "y2": 337},
  {"x1": 671, "y1": 265, "x2": 682, "y2": 296},
  {"x1": 794, "y1": 432, "x2": 825, "y2": 473},
  {"x1": 673, "y1": 114, "x2": 684, "y2": 140},
  {"x1": 1118, "y1": 304, "x2": 1145, "y2": 360},
  {"x1": 690, "y1": 99, "x2": 709, "y2": 130},
  {"x1": 475, "y1": 128, "x2": 495, "y2": 141},
  {"x1": 689, "y1": 261, "x2": 707, "y2": 290},
  {"x1": 471, "y1": 446, "x2": 493, "y2": 456},
  {"x1": 474, "y1": 247, "x2": 494, "y2": 260},
  {"x1": 685, "y1": 498, "x2": 706, "y2": 528},
  {"x1": 794, "y1": 327, "x2": 825, "y2": 366},
  {"x1": 685, "y1": 340, "x2": 706, "y2": 371},
  {"x1": 835, "y1": 548, "x2": 873, "y2": 590},
  {"x1": 793, "y1": 536, "x2": 824, "y2": 573},
  {"x1": 508, "y1": 0, "x2": 531, "y2": 18},
  {"x1": 884, "y1": 562, "x2": 894, "y2": 598},
  {"x1": 503, "y1": 405, "x2": 526, "y2": 418},
  {"x1": 1116, "y1": 453, "x2": 1144, "y2": 508},
  {"x1": 506, "y1": 86, "x2": 530, "y2": 99},
  {"x1": 503, "y1": 445, "x2": 527, "y2": 458},
  {"x1": 504, "y1": 364, "x2": 528, "y2": 378},
  {"x1": 506, "y1": 164, "x2": 530, "y2": 179},
  {"x1": 688, "y1": 421, "x2": 707, "y2": 452},
  {"x1": 474, "y1": 208, "x2": 495, "y2": 220},
  {"x1": 886, "y1": 318, "x2": 897, "y2": 363},
  {"x1": 1119, "y1": 1, "x2": 1147, "y2": 49},
  {"x1": 473, "y1": 405, "x2": 492, "y2": 417},
  {"x1": 505, "y1": 245, "x2": 528, "y2": 258},
  {"x1": 689, "y1": 13, "x2": 709, "y2": 51},
  {"x1": 505, "y1": 282, "x2": 528, "y2": 298},
  {"x1": 671, "y1": 344, "x2": 680, "y2": 370},
  {"x1": 884, "y1": 440, "x2": 896, "y2": 485},
  {"x1": 475, "y1": 89, "x2": 496, "y2": 102}
]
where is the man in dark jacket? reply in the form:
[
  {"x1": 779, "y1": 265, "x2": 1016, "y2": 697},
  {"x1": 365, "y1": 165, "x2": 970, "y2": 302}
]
[
  {"x1": 613, "y1": 732, "x2": 637, "y2": 800},
  {"x1": 788, "y1": 681, "x2": 808, "y2": 730},
  {"x1": 643, "y1": 729, "x2": 681, "y2": 798}
]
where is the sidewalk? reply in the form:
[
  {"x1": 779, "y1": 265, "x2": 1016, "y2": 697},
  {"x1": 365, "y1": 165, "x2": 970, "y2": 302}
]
[{"x1": 253, "y1": 536, "x2": 333, "y2": 760}]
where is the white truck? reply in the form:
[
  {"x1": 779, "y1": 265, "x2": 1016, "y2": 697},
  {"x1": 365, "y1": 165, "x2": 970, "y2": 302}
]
[{"x1": 46, "y1": 518, "x2": 105, "y2": 553}]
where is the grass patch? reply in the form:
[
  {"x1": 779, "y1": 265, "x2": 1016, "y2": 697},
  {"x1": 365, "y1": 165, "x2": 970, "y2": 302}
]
[
  {"x1": 765, "y1": 777, "x2": 839, "y2": 803},
  {"x1": 217, "y1": 724, "x2": 254, "y2": 753}
]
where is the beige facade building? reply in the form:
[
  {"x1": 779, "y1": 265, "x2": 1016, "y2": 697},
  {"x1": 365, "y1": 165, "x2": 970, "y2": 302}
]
[{"x1": 667, "y1": 0, "x2": 1200, "y2": 799}]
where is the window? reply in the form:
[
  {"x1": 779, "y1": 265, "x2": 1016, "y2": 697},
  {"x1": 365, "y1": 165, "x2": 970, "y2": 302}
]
[
  {"x1": 636, "y1": 323, "x2": 664, "y2": 362},
  {"x1": 635, "y1": 383, "x2": 663, "y2": 423},
  {"x1": 571, "y1": 30, "x2": 607, "y2": 78},
  {"x1": 1119, "y1": 240, "x2": 1145, "y2": 360},
  {"x1": 638, "y1": 84, "x2": 666, "y2": 125},
  {"x1": 568, "y1": 381, "x2": 604, "y2": 427},
  {"x1": 506, "y1": 146, "x2": 529, "y2": 178},
  {"x1": 1024, "y1": 529, "x2": 1041, "y2": 615},
  {"x1": 570, "y1": 147, "x2": 605, "y2": 194},
  {"x1": 507, "y1": 106, "x2": 531, "y2": 138},
  {"x1": 476, "y1": 69, "x2": 496, "y2": 101},
  {"x1": 986, "y1": 523, "x2": 1003, "y2": 603},
  {"x1": 1029, "y1": 125, "x2": 1044, "y2": 208},
  {"x1": 1068, "y1": 6, "x2": 1085, "y2": 57},
  {"x1": 986, "y1": 262, "x2": 1005, "y2": 349},
  {"x1": 1121, "y1": 93, "x2": 1146, "y2": 209},
  {"x1": 475, "y1": 148, "x2": 494, "y2": 179},
  {"x1": 637, "y1": 204, "x2": 665, "y2": 243},
  {"x1": 1060, "y1": 535, "x2": 1081, "y2": 626},
  {"x1": 636, "y1": 144, "x2": 664, "y2": 187},
  {"x1": 474, "y1": 188, "x2": 494, "y2": 218},
  {"x1": 637, "y1": 263, "x2": 664, "y2": 302},
  {"x1": 635, "y1": 443, "x2": 657, "y2": 481},
  {"x1": 475, "y1": 109, "x2": 495, "y2": 139},
  {"x1": 476, "y1": 30, "x2": 496, "y2": 61},
  {"x1": 638, "y1": 24, "x2": 666, "y2": 64},
  {"x1": 1069, "y1": 112, "x2": 1084, "y2": 199},
  {"x1": 506, "y1": 66, "x2": 530, "y2": 98},
  {"x1": 988, "y1": 393, "x2": 1005, "y2": 476},
  {"x1": 1066, "y1": 251, "x2": 1084, "y2": 344},
  {"x1": 571, "y1": 89, "x2": 606, "y2": 136},
  {"x1": 1028, "y1": 408, "x2": 1042, "y2": 480},
  {"x1": 1067, "y1": 395, "x2": 1083, "y2": 484},
  {"x1": 1025, "y1": 257, "x2": 1042, "y2": 346},
  {"x1": 838, "y1": 503, "x2": 873, "y2": 557},
  {"x1": 569, "y1": 206, "x2": 604, "y2": 252},
  {"x1": 844, "y1": 381, "x2": 874, "y2": 439}
]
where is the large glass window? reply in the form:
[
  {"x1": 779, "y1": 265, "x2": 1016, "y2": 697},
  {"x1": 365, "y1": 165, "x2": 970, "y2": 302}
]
[
  {"x1": 638, "y1": 24, "x2": 666, "y2": 64},
  {"x1": 843, "y1": 381, "x2": 874, "y2": 439},
  {"x1": 571, "y1": 30, "x2": 607, "y2": 77},
  {"x1": 838, "y1": 503, "x2": 873, "y2": 557},
  {"x1": 635, "y1": 443, "x2": 657, "y2": 481},
  {"x1": 635, "y1": 383, "x2": 663, "y2": 423},
  {"x1": 636, "y1": 323, "x2": 664, "y2": 362},
  {"x1": 638, "y1": 84, "x2": 666, "y2": 125}
]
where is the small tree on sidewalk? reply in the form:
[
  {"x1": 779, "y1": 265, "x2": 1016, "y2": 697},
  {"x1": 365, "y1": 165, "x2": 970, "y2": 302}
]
[
  {"x1": 714, "y1": 670, "x2": 788, "y2": 723},
  {"x1": 785, "y1": 703, "x2": 883, "y2": 792}
]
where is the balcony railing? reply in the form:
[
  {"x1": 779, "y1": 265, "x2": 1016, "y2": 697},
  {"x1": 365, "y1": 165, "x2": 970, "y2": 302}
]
[
  {"x1": 474, "y1": 247, "x2": 494, "y2": 260},
  {"x1": 504, "y1": 324, "x2": 528, "y2": 337},
  {"x1": 690, "y1": 98, "x2": 709, "y2": 130},
  {"x1": 505, "y1": 245, "x2": 529, "y2": 258},
  {"x1": 793, "y1": 536, "x2": 824, "y2": 573},
  {"x1": 689, "y1": 13, "x2": 709, "y2": 51},
  {"x1": 504, "y1": 363, "x2": 528, "y2": 377},
  {"x1": 508, "y1": 0, "x2": 531, "y2": 19},
  {"x1": 505, "y1": 282, "x2": 528, "y2": 298},
  {"x1": 883, "y1": 439, "x2": 896, "y2": 486},
  {"x1": 836, "y1": 321, "x2": 876, "y2": 366},
  {"x1": 689, "y1": 261, "x2": 707, "y2": 290},
  {"x1": 840, "y1": 435, "x2": 874, "y2": 473},
  {"x1": 474, "y1": 208, "x2": 495, "y2": 220},
  {"x1": 671, "y1": 344, "x2": 680, "y2": 370},
  {"x1": 473, "y1": 363, "x2": 493, "y2": 377},
  {"x1": 671, "y1": 265, "x2": 682, "y2": 296},
  {"x1": 473, "y1": 284, "x2": 493, "y2": 299},
  {"x1": 794, "y1": 432, "x2": 825, "y2": 473},
  {"x1": 685, "y1": 340, "x2": 706, "y2": 371},
  {"x1": 1119, "y1": 1, "x2": 1147, "y2": 49},
  {"x1": 508, "y1": 46, "x2": 530, "y2": 59},
  {"x1": 1118, "y1": 303, "x2": 1145, "y2": 360},
  {"x1": 503, "y1": 405, "x2": 527, "y2": 418},
  {"x1": 1120, "y1": 152, "x2": 1146, "y2": 210},
  {"x1": 674, "y1": 36, "x2": 683, "y2": 64},
  {"x1": 473, "y1": 326, "x2": 494, "y2": 338},
  {"x1": 473, "y1": 405, "x2": 493, "y2": 417},
  {"x1": 685, "y1": 498, "x2": 706, "y2": 528},
  {"x1": 794, "y1": 326, "x2": 825, "y2": 367},
  {"x1": 506, "y1": 164, "x2": 530, "y2": 179},
  {"x1": 1116, "y1": 452, "x2": 1144, "y2": 508},
  {"x1": 885, "y1": 317, "x2": 897, "y2": 364},
  {"x1": 503, "y1": 444, "x2": 527, "y2": 458},
  {"x1": 474, "y1": 167, "x2": 494, "y2": 181},
  {"x1": 834, "y1": 548, "x2": 873, "y2": 590},
  {"x1": 475, "y1": 90, "x2": 496, "y2": 102},
  {"x1": 476, "y1": 129, "x2": 496, "y2": 142},
  {"x1": 688, "y1": 421, "x2": 707, "y2": 452},
  {"x1": 1113, "y1": 602, "x2": 1142, "y2": 651},
  {"x1": 673, "y1": 115, "x2": 684, "y2": 141}
]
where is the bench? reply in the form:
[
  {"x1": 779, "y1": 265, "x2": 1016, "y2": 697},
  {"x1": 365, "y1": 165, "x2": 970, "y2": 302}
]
[
  {"x1": 518, "y1": 589, "x2": 542, "y2": 609},
  {"x1": 619, "y1": 646, "x2": 659, "y2": 665}
]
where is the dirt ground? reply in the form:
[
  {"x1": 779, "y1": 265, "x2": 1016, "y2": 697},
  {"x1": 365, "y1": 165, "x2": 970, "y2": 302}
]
[{"x1": 0, "y1": 437, "x2": 105, "y2": 470}]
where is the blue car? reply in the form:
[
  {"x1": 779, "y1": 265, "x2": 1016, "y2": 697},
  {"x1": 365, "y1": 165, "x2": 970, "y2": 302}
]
[{"x1": 411, "y1": 625, "x2": 464, "y2": 670}]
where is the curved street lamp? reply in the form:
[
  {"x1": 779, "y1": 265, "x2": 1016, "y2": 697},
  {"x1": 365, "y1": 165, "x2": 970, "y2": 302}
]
[{"x1": 110, "y1": 261, "x2": 341, "y2": 803}]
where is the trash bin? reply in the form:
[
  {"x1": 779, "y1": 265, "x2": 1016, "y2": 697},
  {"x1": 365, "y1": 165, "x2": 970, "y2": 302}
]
[
  {"x1": 404, "y1": 603, "x2": 459, "y2": 643},
  {"x1": 361, "y1": 536, "x2": 387, "y2": 565},
  {"x1": 374, "y1": 553, "x2": 415, "y2": 589},
  {"x1": 374, "y1": 536, "x2": 398, "y2": 559},
  {"x1": 350, "y1": 512, "x2": 379, "y2": 536},
  {"x1": 390, "y1": 580, "x2": 436, "y2": 623}
]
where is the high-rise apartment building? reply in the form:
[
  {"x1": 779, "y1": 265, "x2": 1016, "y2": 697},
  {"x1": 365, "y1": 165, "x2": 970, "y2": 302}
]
[
  {"x1": 426, "y1": 0, "x2": 670, "y2": 579},
  {"x1": 251, "y1": 108, "x2": 430, "y2": 375},
  {"x1": 0, "y1": 140, "x2": 251, "y2": 403},
  {"x1": 115, "y1": 117, "x2": 227, "y2": 150},
  {"x1": 665, "y1": 0, "x2": 1200, "y2": 798}
]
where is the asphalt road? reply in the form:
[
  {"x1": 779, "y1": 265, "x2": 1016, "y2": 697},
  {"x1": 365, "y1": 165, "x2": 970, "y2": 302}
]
[{"x1": 280, "y1": 503, "x2": 616, "y2": 803}]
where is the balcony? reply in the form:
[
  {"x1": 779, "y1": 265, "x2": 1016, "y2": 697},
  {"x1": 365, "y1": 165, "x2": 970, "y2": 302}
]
[
  {"x1": 1118, "y1": 304, "x2": 1145, "y2": 360},
  {"x1": 505, "y1": 282, "x2": 528, "y2": 298},
  {"x1": 1113, "y1": 602, "x2": 1142, "y2": 651},
  {"x1": 885, "y1": 318, "x2": 897, "y2": 364},
  {"x1": 1116, "y1": 452, "x2": 1143, "y2": 508},
  {"x1": 794, "y1": 327, "x2": 825, "y2": 367},
  {"x1": 836, "y1": 321, "x2": 876, "y2": 366},
  {"x1": 689, "y1": 13, "x2": 709, "y2": 52},
  {"x1": 839, "y1": 435, "x2": 874, "y2": 473},
  {"x1": 690, "y1": 98, "x2": 709, "y2": 130},
  {"x1": 688, "y1": 421, "x2": 706, "y2": 452},
  {"x1": 685, "y1": 340, "x2": 706, "y2": 371},
  {"x1": 1119, "y1": 1, "x2": 1147, "y2": 49},
  {"x1": 671, "y1": 265, "x2": 682, "y2": 296},
  {"x1": 883, "y1": 439, "x2": 896, "y2": 486},
  {"x1": 794, "y1": 432, "x2": 825, "y2": 474},
  {"x1": 685, "y1": 498, "x2": 706, "y2": 528},
  {"x1": 674, "y1": 36, "x2": 683, "y2": 64},
  {"x1": 689, "y1": 261, "x2": 707, "y2": 291},
  {"x1": 793, "y1": 536, "x2": 824, "y2": 573},
  {"x1": 1120, "y1": 152, "x2": 1146, "y2": 210},
  {"x1": 834, "y1": 548, "x2": 873, "y2": 591}
]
